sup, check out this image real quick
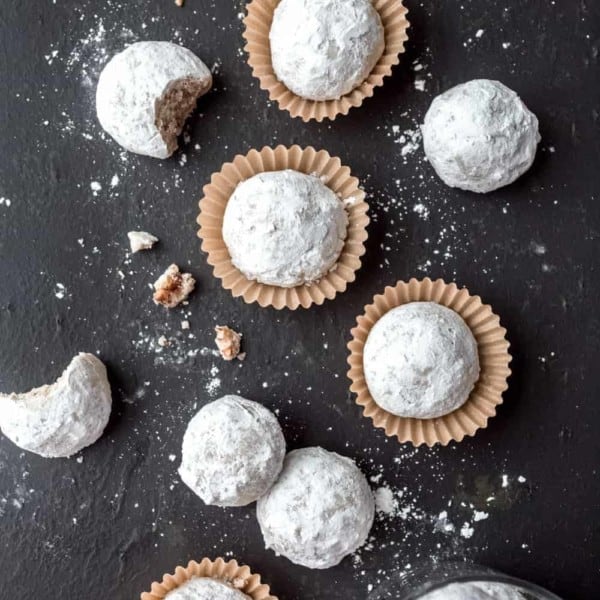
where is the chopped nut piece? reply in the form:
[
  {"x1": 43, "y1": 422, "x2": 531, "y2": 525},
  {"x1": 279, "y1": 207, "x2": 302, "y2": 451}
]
[
  {"x1": 157, "y1": 335, "x2": 170, "y2": 347},
  {"x1": 127, "y1": 231, "x2": 158, "y2": 253},
  {"x1": 232, "y1": 577, "x2": 247, "y2": 589},
  {"x1": 214, "y1": 325, "x2": 242, "y2": 361},
  {"x1": 153, "y1": 264, "x2": 195, "y2": 308},
  {"x1": 175, "y1": 0, "x2": 184, "y2": 6},
  {"x1": 181, "y1": 320, "x2": 190, "y2": 330}
]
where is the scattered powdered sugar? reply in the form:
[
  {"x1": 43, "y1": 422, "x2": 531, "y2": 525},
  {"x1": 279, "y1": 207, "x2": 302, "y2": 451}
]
[
  {"x1": 413, "y1": 202, "x2": 430, "y2": 219},
  {"x1": 464, "y1": 29, "x2": 486, "y2": 47},
  {"x1": 390, "y1": 121, "x2": 423, "y2": 158},
  {"x1": 205, "y1": 365, "x2": 221, "y2": 395},
  {"x1": 0, "y1": 482, "x2": 37, "y2": 518},
  {"x1": 54, "y1": 282, "x2": 67, "y2": 299},
  {"x1": 63, "y1": 17, "x2": 136, "y2": 90},
  {"x1": 530, "y1": 241, "x2": 547, "y2": 255},
  {"x1": 350, "y1": 451, "x2": 532, "y2": 593},
  {"x1": 131, "y1": 327, "x2": 219, "y2": 372},
  {"x1": 399, "y1": 128, "x2": 423, "y2": 157},
  {"x1": 411, "y1": 57, "x2": 431, "y2": 92},
  {"x1": 374, "y1": 486, "x2": 398, "y2": 516},
  {"x1": 433, "y1": 510, "x2": 456, "y2": 534},
  {"x1": 460, "y1": 522, "x2": 475, "y2": 539}
]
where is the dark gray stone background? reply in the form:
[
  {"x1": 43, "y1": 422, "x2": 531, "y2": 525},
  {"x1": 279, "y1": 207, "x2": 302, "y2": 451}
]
[{"x1": 0, "y1": 1, "x2": 598, "y2": 599}]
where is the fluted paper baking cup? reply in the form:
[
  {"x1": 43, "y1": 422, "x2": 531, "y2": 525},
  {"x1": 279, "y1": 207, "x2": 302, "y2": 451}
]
[
  {"x1": 141, "y1": 557, "x2": 277, "y2": 600},
  {"x1": 198, "y1": 145, "x2": 369, "y2": 309},
  {"x1": 242, "y1": 0, "x2": 410, "y2": 122},
  {"x1": 347, "y1": 278, "x2": 512, "y2": 447}
]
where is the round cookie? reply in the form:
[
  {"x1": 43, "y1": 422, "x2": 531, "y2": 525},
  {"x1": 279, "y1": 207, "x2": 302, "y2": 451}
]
[
  {"x1": 421, "y1": 581, "x2": 526, "y2": 600},
  {"x1": 96, "y1": 41, "x2": 212, "y2": 159},
  {"x1": 256, "y1": 447, "x2": 374, "y2": 569},
  {"x1": 222, "y1": 170, "x2": 348, "y2": 287},
  {"x1": 422, "y1": 79, "x2": 540, "y2": 193},
  {"x1": 178, "y1": 395, "x2": 285, "y2": 507},
  {"x1": 0, "y1": 353, "x2": 112, "y2": 458},
  {"x1": 269, "y1": 0, "x2": 385, "y2": 101},
  {"x1": 363, "y1": 302, "x2": 480, "y2": 419},
  {"x1": 165, "y1": 578, "x2": 251, "y2": 600}
]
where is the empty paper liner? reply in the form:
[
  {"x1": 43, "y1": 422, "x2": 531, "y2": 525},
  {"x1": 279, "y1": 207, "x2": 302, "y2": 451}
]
[
  {"x1": 141, "y1": 557, "x2": 277, "y2": 600},
  {"x1": 198, "y1": 145, "x2": 369, "y2": 310},
  {"x1": 242, "y1": 0, "x2": 410, "y2": 122},
  {"x1": 347, "y1": 278, "x2": 512, "y2": 447}
]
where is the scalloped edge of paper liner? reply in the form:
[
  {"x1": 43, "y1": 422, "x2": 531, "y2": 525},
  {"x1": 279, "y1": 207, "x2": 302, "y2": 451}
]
[
  {"x1": 242, "y1": 0, "x2": 410, "y2": 122},
  {"x1": 140, "y1": 557, "x2": 278, "y2": 600},
  {"x1": 197, "y1": 145, "x2": 369, "y2": 310},
  {"x1": 347, "y1": 278, "x2": 512, "y2": 447}
]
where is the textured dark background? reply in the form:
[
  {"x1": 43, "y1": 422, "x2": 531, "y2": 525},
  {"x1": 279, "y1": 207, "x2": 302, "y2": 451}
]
[{"x1": 0, "y1": 1, "x2": 598, "y2": 599}]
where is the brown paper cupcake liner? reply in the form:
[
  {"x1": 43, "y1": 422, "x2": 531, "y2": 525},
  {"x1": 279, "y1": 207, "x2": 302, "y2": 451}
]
[
  {"x1": 197, "y1": 145, "x2": 369, "y2": 310},
  {"x1": 141, "y1": 557, "x2": 277, "y2": 600},
  {"x1": 242, "y1": 0, "x2": 410, "y2": 122},
  {"x1": 347, "y1": 278, "x2": 512, "y2": 447}
]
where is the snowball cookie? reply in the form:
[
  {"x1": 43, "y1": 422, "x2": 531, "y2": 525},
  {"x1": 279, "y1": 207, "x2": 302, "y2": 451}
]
[
  {"x1": 165, "y1": 578, "x2": 251, "y2": 600},
  {"x1": 421, "y1": 581, "x2": 526, "y2": 600},
  {"x1": 96, "y1": 41, "x2": 212, "y2": 159},
  {"x1": 256, "y1": 447, "x2": 375, "y2": 569},
  {"x1": 422, "y1": 79, "x2": 540, "y2": 193},
  {"x1": 179, "y1": 395, "x2": 285, "y2": 507},
  {"x1": 222, "y1": 170, "x2": 348, "y2": 287},
  {"x1": 0, "y1": 353, "x2": 112, "y2": 458},
  {"x1": 269, "y1": 0, "x2": 385, "y2": 101},
  {"x1": 363, "y1": 302, "x2": 480, "y2": 419}
]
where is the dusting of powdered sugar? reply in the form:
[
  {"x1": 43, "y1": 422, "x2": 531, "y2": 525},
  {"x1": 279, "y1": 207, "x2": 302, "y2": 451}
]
[{"x1": 350, "y1": 450, "x2": 533, "y2": 595}]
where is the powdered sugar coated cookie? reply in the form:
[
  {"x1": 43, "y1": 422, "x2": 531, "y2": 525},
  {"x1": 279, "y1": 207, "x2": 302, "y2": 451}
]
[
  {"x1": 96, "y1": 41, "x2": 212, "y2": 158},
  {"x1": 269, "y1": 0, "x2": 384, "y2": 101},
  {"x1": 422, "y1": 79, "x2": 540, "y2": 193},
  {"x1": 363, "y1": 302, "x2": 480, "y2": 419},
  {"x1": 257, "y1": 447, "x2": 374, "y2": 569}
]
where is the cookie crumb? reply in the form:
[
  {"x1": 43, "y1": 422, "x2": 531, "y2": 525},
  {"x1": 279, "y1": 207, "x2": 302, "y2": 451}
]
[
  {"x1": 153, "y1": 264, "x2": 195, "y2": 308},
  {"x1": 157, "y1": 335, "x2": 170, "y2": 347},
  {"x1": 175, "y1": 0, "x2": 184, "y2": 6},
  {"x1": 214, "y1": 325, "x2": 242, "y2": 361},
  {"x1": 128, "y1": 231, "x2": 158, "y2": 253},
  {"x1": 181, "y1": 320, "x2": 190, "y2": 330}
]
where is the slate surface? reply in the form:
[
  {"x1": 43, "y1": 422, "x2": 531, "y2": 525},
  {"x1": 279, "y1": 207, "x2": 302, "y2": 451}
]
[{"x1": 0, "y1": 1, "x2": 598, "y2": 599}]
